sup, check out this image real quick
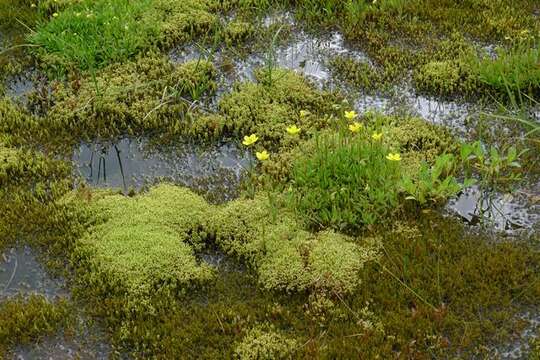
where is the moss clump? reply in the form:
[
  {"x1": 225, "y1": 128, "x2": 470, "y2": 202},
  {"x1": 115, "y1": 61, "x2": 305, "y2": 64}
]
[
  {"x1": 75, "y1": 184, "x2": 379, "y2": 298},
  {"x1": 330, "y1": 56, "x2": 386, "y2": 91},
  {"x1": 0, "y1": 99, "x2": 45, "y2": 146},
  {"x1": 0, "y1": 295, "x2": 72, "y2": 356},
  {"x1": 0, "y1": 145, "x2": 72, "y2": 250},
  {"x1": 77, "y1": 185, "x2": 215, "y2": 302},
  {"x1": 224, "y1": 19, "x2": 255, "y2": 47},
  {"x1": 413, "y1": 60, "x2": 479, "y2": 96},
  {"x1": 373, "y1": 113, "x2": 457, "y2": 173},
  {"x1": 216, "y1": 69, "x2": 341, "y2": 151},
  {"x1": 45, "y1": 54, "x2": 216, "y2": 146},
  {"x1": 209, "y1": 194, "x2": 380, "y2": 295},
  {"x1": 234, "y1": 325, "x2": 298, "y2": 360}
]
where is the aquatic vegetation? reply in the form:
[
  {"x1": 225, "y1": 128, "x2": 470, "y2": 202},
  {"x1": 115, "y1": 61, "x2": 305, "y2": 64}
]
[
  {"x1": 224, "y1": 20, "x2": 255, "y2": 47},
  {"x1": 414, "y1": 59, "x2": 479, "y2": 96},
  {"x1": 1, "y1": 0, "x2": 539, "y2": 357},
  {"x1": 30, "y1": 0, "x2": 221, "y2": 73},
  {"x1": 70, "y1": 183, "x2": 380, "y2": 298},
  {"x1": 0, "y1": 295, "x2": 72, "y2": 356}
]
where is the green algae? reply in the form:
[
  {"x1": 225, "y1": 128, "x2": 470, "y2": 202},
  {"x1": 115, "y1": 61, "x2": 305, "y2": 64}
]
[{"x1": 0, "y1": 295, "x2": 73, "y2": 356}]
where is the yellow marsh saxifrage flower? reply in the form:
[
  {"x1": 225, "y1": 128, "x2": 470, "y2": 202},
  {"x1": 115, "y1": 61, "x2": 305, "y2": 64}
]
[
  {"x1": 386, "y1": 153, "x2": 401, "y2": 161},
  {"x1": 348, "y1": 122, "x2": 362, "y2": 133},
  {"x1": 344, "y1": 110, "x2": 358, "y2": 121},
  {"x1": 286, "y1": 125, "x2": 301, "y2": 135},
  {"x1": 256, "y1": 150, "x2": 270, "y2": 161},
  {"x1": 372, "y1": 132, "x2": 383, "y2": 141},
  {"x1": 52, "y1": 12, "x2": 59, "y2": 17},
  {"x1": 242, "y1": 134, "x2": 258, "y2": 146}
]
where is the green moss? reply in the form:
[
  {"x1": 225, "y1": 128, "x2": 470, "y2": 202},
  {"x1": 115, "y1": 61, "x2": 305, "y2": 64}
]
[
  {"x1": 234, "y1": 325, "x2": 298, "y2": 360},
  {"x1": 0, "y1": 295, "x2": 72, "y2": 356},
  {"x1": 0, "y1": 99, "x2": 46, "y2": 146},
  {"x1": 373, "y1": 113, "x2": 457, "y2": 173},
  {"x1": 0, "y1": 144, "x2": 72, "y2": 250},
  {"x1": 414, "y1": 60, "x2": 478, "y2": 96},
  {"x1": 224, "y1": 20, "x2": 255, "y2": 47},
  {"x1": 216, "y1": 69, "x2": 341, "y2": 151},
  {"x1": 44, "y1": 54, "x2": 216, "y2": 146},
  {"x1": 329, "y1": 56, "x2": 383, "y2": 91},
  {"x1": 77, "y1": 184, "x2": 215, "y2": 300}
]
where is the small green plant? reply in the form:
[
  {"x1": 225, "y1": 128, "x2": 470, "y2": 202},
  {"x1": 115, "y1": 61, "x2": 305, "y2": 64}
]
[
  {"x1": 474, "y1": 42, "x2": 540, "y2": 93},
  {"x1": 289, "y1": 129, "x2": 402, "y2": 231},
  {"x1": 460, "y1": 141, "x2": 525, "y2": 190},
  {"x1": 400, "y1": 154, "x2": 475, "y2": 206}
]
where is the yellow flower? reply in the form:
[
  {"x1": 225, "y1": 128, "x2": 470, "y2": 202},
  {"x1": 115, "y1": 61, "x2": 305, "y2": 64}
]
[
  {"x1": 348, "y1": 122, "x2": 362, "y2": 133},
  {"x1": 256, "y1": 150, "x2": 270, "y2": 161},
  {"x1": 31, "y1": 3, "x2": 36, "y2": 8},
  {"x1": 299, "y1": 110, "x2": 310, "y2": 118},
  {"x1": 372, "y1": 132, "x2": 383, "y2": 141},
  {"x1": 386, "y1": 153, "x2": 401, "y2": 161},
  {"x1": 52, "y1": 12, "x2": 59, "y2": 17},
  {"x1": 344, "y1": 110, "x2": 358, "y2": 121},
  {"x1": 242, "y1": 134, "x2": 259, "y2": 146},
  {"x1": 286, "y1": 125, "x2": 301, "y2": 135}
]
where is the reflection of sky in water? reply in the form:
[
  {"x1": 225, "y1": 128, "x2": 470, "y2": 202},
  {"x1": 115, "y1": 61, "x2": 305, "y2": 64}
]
[
  {"x1": 0, "y1": 246, "x2": 66, "y2": 301},
  {"x1": 446, "y1": 184, "x2": 539, "y2": 234},
  {"x1": 4, "y1": 70, "x2": 37, "y2": 105},
  {"x1": 73, "y1": 138, "x2": 254, "y2": 202}
]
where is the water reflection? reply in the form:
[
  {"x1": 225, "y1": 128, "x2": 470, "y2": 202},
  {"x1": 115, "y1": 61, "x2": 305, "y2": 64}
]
[{"x1": 73, "y1": 138, "x2": 254, "y2": 203}]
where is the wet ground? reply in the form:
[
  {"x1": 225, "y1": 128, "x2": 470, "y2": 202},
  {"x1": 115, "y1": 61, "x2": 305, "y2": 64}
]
[
  {"x1": 2, "y1": 10, "x2": 539, "y2": 359},
  {"x1": 0, "y1": 247, "x2": 113, "y2": 359},
  {"x1": 0, "y1": 246, "x2": 65, "y2": 301}
]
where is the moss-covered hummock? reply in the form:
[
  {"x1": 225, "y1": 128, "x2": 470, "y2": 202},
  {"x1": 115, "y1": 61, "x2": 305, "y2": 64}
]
[
  {"x1": 42, "y1": 55, "x2": 217, "y2": 146},
  {"x1": 77, "y1": 186, "x2": 215, "y2": 303},
  {"x1": 74, "y1": 184, "x2": 379, "y2": 299},
  {"x1": 216, "y1": 69, "x2": 341, "y2": 151}
]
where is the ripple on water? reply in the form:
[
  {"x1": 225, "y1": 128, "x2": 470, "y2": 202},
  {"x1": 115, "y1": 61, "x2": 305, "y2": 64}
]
[{"x1": 73, "y1": 138, "x2": 254, "y2": 202}]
